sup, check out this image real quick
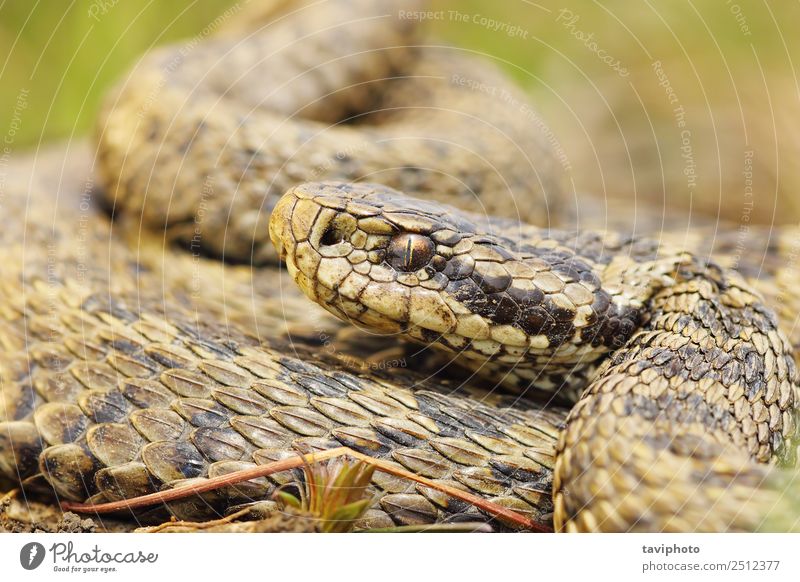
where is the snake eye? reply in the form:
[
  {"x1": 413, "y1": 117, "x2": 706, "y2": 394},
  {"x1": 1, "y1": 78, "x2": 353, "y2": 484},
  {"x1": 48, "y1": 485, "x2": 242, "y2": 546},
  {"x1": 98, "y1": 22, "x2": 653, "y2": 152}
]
[{"x1": 387, "y1": 234, "x2": 435, "y2": 272}]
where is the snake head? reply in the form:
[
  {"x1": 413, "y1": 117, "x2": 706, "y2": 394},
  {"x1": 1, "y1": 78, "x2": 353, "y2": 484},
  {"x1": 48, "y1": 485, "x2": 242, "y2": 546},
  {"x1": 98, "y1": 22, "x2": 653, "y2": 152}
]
[{"x1": 270, "y1": 181, "x2": 634, "y2": 374}]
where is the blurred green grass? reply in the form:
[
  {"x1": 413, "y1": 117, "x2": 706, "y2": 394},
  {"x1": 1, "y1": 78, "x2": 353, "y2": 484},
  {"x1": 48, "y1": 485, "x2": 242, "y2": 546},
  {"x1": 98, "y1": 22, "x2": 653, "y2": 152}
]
[
  {"x1": 1, "y1": 1, "x2": 798, "y2": 221},
  {"x1": 2, "y1": 0, "x2": 789, "y2": 146},
  {"x1": 0, "y1": 0, "x2": 234, "y2": 147}
]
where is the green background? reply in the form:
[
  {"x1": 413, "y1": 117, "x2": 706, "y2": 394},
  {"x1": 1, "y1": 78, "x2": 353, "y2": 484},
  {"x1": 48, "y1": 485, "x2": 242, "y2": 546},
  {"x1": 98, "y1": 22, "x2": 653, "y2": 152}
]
[{"x1": 2, "y1": 0, "x2": 798, "y2": 221}]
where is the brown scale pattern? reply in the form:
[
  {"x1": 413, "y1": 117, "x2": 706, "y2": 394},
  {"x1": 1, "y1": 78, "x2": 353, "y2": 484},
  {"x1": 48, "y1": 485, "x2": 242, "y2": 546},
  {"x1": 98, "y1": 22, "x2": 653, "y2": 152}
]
[
  {"x1": 0, "y1": 268, "x2": 563, "y2": 529},
  {"x1": 0, "y1": 147, "x2": 563, "y2": 530},
  {"x1": 554, "y1": 263, "x2": 798, "y2": 531},
  {"x1": 270, "y1": 182, "x2": 800, "y2": 532},
  {"x1": 4, "y1": 0, "x2": 800, "y2": 533}
]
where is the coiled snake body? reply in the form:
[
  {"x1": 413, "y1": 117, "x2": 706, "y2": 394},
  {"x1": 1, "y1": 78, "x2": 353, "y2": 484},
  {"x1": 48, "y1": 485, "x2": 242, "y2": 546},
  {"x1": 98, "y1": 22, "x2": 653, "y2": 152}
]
[{"x1": 1, "y1": 0, "x2": 799, "y2": 532}]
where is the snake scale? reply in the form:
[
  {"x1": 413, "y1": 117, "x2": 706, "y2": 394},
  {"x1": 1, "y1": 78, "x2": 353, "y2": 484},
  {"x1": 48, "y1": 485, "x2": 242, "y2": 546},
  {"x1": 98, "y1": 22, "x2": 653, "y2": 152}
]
[{"x1": 2, "y1": 0, "x2": 800, "y2": 532}]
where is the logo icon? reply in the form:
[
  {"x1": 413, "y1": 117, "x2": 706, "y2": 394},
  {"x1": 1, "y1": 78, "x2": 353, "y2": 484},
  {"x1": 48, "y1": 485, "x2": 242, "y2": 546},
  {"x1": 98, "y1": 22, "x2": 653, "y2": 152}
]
[{"x1": 19, "y1": 542, "x2": 46, "y2": 570}]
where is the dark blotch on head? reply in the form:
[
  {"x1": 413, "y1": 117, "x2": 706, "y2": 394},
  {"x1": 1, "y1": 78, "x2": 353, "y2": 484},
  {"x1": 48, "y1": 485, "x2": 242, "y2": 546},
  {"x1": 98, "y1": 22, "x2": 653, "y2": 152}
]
[
  {"x1": 488, "y1": 294, "x2": 520, "y2": 325},
  {"x1": 448, "y1": 278, "x2": 488, "y2": 313},
  {"x1": 519, "y1": 305, "x2": 553, "y2": 336},
  {"x1": 471, "y1": 268, "x2": 512, "y2": 294},
  {"x1": 443, "y1": 256, "x2": 475, "y2": 280},
  {"x1": 507, "y1": 285, "x2": 544, "y2": 307}
]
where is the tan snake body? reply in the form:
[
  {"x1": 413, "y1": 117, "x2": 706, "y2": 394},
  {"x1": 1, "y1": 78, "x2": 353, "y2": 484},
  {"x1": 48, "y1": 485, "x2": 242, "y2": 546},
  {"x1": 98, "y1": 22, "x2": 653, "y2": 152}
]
[
  {"x1": 1, "y1": 0, "x2": 799, "y2": 532},
  {"x1": 96, "y1": 0, "x2": 564, "y2": 264}
]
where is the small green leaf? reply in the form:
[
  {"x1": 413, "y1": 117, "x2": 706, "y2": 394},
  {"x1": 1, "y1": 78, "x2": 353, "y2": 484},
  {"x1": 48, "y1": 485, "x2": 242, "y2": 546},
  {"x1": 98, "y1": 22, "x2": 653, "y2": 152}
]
[
  {"x1": 277, "y1": 457, "x2": 379, "y2": 532},
  {"x1": 275, "y1": 490, "x2": 301, "y2": 509},
  {"x1": 330, "y1": 498, "x2": 371, "y2": 523}
]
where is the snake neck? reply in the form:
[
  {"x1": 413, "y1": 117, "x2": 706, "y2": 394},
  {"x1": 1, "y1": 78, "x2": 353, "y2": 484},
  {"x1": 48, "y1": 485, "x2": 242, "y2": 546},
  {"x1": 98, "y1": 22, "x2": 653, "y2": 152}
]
[{"x1": 554, "y1": 257, "x2": 799, "y2": 531}]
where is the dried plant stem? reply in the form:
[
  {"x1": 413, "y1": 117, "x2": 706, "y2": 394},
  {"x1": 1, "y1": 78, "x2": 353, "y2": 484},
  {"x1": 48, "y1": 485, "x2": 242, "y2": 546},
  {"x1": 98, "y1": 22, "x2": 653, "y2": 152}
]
[
  {"x1": 142, "y1": 506, "x2": 255, "y2": 533},
  {"x1": 61, "y1": 447, "x2": 550, "y2": 532}
]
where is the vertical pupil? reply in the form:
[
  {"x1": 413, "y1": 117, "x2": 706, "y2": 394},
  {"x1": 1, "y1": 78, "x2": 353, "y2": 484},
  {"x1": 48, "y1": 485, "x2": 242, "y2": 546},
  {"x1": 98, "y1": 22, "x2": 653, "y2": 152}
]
[
  {"x1": 404, "y1": 236, "x2": 414, "y2": 269},
  {"x1": 388, "y1": 234, "x2": 433, "y2": 272}
]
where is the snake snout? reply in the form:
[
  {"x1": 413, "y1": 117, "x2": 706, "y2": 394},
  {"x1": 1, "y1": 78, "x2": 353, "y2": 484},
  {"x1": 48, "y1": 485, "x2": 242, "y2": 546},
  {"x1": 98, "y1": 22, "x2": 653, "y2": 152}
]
[
  {"x1": 269, "y1": 182, "x2": 455, "y2": 334},
  {"x1": 268, "y1": 192, "x2": 294, "y2": 261},
  {"x1": 269, "y1": 182, "x2": 363, "y2": 264}
]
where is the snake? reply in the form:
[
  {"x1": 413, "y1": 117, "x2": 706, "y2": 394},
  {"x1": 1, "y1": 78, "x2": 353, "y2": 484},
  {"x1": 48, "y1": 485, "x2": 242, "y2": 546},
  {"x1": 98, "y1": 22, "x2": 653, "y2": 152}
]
[{"x1": 1, "y1": 0, "x2": 799, "y2": 532}]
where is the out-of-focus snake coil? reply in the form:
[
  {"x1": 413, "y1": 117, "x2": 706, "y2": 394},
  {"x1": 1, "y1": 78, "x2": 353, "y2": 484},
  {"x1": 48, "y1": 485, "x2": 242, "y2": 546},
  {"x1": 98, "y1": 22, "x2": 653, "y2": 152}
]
[{"x1": 1, "y1": 0, "x2": 799, "y2": 532}]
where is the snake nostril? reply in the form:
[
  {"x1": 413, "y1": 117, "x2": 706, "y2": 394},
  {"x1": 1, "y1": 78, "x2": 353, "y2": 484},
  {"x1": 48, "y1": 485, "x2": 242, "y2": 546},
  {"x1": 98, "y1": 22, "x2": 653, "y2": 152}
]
[{"x1": 320, "y1": 225, "x2": 345, "y2": 246}]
